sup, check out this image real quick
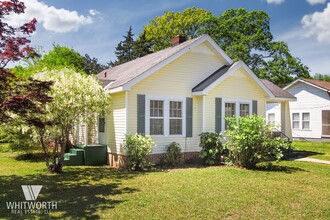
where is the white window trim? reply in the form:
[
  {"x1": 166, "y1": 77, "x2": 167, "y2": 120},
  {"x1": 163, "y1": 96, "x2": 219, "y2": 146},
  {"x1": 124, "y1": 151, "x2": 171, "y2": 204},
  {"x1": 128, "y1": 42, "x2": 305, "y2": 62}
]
[
  {"x1": 292, "y1": 112, "x2": 311, "y2": 131},
  {"x1": 145, "y1": 95, "x2": 186, "y2": 137},
  {"x1": 222, "y1": 98, "x2": 252, "y2": 131}
]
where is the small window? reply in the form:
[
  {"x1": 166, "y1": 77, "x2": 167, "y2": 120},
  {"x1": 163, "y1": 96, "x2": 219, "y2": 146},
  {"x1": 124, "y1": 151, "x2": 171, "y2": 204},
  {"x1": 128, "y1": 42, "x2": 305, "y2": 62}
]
[
  {"x1": 169, "y1": 101, "x2": 182, "y2": 135},
  {"x1": 98, "y1": 117, "x2": 105, "y2": 133},
  {"x1": 150, "y1": 100, "x2": 164, "y2": 135},
  {"x1": 268, "y1": 113, "x2": 275, "y2": 124},
  {"x1": 292, "y1": 113, "x2": 300, "y2": 130},
  {"x1": 302, "y1": 113, "x2": 310, "y2": 130},
  {"x1": 240, "y1": 103, "x2": 250, "y2": 117}
]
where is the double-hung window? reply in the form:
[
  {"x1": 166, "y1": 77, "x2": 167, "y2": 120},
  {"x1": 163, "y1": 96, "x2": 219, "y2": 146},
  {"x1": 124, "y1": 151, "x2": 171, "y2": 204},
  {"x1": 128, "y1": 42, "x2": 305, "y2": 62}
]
[
  {"x1": 239, "y1": 103, "x2": 250, "y2": 117},
  {"x1": 292, "y1": 112, "x2": 310, "y2": 130},
  {"x1": 150, "y1": 100, "x2": 164, "y2": 135},
  {"x1": 292, "y1": 113, "x2": 300, "y2": 130},
  {"x1": 148, "y1": 98, "x2": 184, "y2": 136},
  {"x1": 302, "y1": 113, "x2": 310, "y2": 130},
  {"x1": 224, "y1": 101, "x2": 251, "y2": 129},
  {"x1": 169, "y1": 101, "x2": 182, "y2": 135}
]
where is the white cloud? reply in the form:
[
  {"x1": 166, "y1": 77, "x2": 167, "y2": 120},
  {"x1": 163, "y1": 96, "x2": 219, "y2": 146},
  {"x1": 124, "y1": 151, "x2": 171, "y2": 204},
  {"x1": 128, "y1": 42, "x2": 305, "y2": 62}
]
[
  {"x1": 266, "y1": 0, "x2": 285, "y2": 5},
  {"x1": 6, "y1": 0, "x2": 93, "y2": 33},
  {"x1": 302, "y1": 3, "x2": 330, "y2": 43},
  {"x1": 89, "y1": 9, "x2": 100, "y2": 16},
  {"x1": 306, "y1": 0, "x2": 326, "y2": 5}
]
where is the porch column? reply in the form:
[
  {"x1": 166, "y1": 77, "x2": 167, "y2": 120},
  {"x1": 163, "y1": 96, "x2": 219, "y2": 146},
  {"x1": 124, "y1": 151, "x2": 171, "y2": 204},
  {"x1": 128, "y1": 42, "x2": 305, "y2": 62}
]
[{"x1": 281, "y1": 101, "x2": 292, "y2": 139}]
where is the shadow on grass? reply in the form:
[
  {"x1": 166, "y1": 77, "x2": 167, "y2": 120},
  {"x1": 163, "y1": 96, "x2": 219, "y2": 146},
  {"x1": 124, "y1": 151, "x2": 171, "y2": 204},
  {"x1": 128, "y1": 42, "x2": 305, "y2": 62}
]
[
  {"x1": 254, "y1": 163, "x2": 307, "y2": 173},
  {"x1": 15, "y1": 153, "x2": 46, "y2": 163},
  {"x1": 0, "y1": 167, "x2": 140, "y2": 219},
  {"x1": 289, "y1": 150, "x2": 324, "y2": 159}
]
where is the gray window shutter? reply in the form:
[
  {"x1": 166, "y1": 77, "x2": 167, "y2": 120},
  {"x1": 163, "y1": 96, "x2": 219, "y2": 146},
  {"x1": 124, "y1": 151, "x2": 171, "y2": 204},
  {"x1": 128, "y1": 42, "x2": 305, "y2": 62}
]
[
  {"x1": 215, "y1": 98, "x2": 222, "y2": 133},
  {"x1": 252, "y1": 100, "x2": 258, "y2": 115},
  {"x1": 137, "y1": 94, "x2": 145, "y2": 134},
  {"x1": 186, "y1": 97, "x2": 193, "y2": 137}
]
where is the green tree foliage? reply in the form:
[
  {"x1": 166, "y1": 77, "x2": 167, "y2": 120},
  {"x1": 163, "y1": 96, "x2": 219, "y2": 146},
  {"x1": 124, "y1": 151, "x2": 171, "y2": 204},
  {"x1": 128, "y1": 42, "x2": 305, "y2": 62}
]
[
  {"x1": 82, "y1": 54, "x2": 107, "y2": 75},
  {"x1": 224, "y1": 115, "x2": 290, "y2": 169},
  {"x1": 144, "y1": 7, "x2": 218, "y2": 51},
  {"x1": 12, "y1": 45, "x2": 107, "y2": 77},
  {"x1": 313, "y1": 73, "x2": 330, "y2": 82},
  {"x1": 111, "y1": 26, "x2": 135, "y2": 66},
  {"x1": 110, "y1": 27, "x2": 152, "y2": 67},
  {"x1": 133, "y1": 30, "x2": 152, "y2": 58},
  {"x1": 142, "y1": 7, "x2": 310, "y2": 87},
  {"x1": 32, "y1": 69, "x2": 111, "y2": 173},
  {"x1": 40, "y1": 45, "x2": 84, "y2": 71}
]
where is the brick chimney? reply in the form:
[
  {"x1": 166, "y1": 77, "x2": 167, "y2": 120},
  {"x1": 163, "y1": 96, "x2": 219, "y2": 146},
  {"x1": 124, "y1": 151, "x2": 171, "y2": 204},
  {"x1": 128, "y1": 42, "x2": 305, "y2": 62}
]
[{"x1": 171, "y1": 35, "x2": 186, "y2": 46}]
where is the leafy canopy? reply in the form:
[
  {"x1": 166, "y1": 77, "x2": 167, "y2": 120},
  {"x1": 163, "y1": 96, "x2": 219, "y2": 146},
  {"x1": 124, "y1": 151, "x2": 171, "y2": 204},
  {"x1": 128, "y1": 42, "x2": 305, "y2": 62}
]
[
  {"x1": 12, "y1": 45, "x2": 107, "y2": 77},
  {"x1": 142, "y1": 7, "x2": 310, "y2": 87},
  {"x1": 0, "y1": 0, "x2": 37, "y2": 68}
]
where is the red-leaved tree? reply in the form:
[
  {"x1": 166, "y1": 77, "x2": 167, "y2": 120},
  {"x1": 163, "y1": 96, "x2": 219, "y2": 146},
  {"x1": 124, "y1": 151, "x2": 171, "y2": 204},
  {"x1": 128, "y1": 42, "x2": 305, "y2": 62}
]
[{"x1": 0, "y1": 0, "x2": 37, "y2": 68}]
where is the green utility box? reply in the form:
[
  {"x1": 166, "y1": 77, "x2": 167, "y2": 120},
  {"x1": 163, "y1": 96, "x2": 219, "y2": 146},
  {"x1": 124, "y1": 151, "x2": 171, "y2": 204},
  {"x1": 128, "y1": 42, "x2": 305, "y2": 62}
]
[{"x1": 77, "y1": 144, "x2": 107, "y2": 166}]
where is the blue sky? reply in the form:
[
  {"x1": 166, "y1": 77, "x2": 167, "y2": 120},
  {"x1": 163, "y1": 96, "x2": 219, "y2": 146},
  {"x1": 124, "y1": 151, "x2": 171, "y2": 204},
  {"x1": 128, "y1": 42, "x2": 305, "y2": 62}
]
[{"x1": 9, "y1": 0, "x2": 330, "y2": 75}]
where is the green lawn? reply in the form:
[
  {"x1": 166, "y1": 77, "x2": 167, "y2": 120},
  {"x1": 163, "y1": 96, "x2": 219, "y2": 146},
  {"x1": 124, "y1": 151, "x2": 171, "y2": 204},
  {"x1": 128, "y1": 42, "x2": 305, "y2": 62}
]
[
  {"x1": 292, "y1": 141, "x2": 330, "y2": 161},
  {"x1": 0, "y1": 152, "x2": 329, "y2": 219}
]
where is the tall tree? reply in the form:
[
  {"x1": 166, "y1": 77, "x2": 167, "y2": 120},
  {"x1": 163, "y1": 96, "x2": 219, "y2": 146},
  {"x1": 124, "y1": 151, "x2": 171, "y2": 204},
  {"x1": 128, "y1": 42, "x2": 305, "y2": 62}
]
[
  {"x1": 133, "y1": 30, "x2": 152, "y2": 58},
  {"x1": 142, "y1": 7, "x2": 310, "y2": 87},
  {"x1": 0, "y1": 0, "x2": 52, "y2": 125},
  {"x1": 0, "y1": 0, "x2": 37, "y2": 68},
  {"x1": 82, "y1": 54, "x2": 107, "y2": 75},
  {"x1": 111, "y1": 26, "x2": 135, "y2": 66},
  {"x1": 313, "y1": 73, "x2": 330, "y2": 82},
  {"x1": 144, "y1": 7, "x2": 218, "y2": 51}
]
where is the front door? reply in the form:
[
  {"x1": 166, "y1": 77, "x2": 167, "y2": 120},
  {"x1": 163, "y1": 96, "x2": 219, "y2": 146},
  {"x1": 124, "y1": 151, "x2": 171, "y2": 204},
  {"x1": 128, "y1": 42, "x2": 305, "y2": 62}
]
[
  {"x1": 98, "y1": 116, "x2": 106, "y2": 144},
  {"x1": 322, "y1": 110, "x2": 330, "y2": 137}
]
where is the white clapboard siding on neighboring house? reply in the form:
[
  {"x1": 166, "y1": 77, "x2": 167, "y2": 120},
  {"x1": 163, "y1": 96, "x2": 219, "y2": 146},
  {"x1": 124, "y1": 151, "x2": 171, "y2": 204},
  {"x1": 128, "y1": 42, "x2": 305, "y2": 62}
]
[{"x1": 287, "y1": 82, "x2": 330, "y2": 139}]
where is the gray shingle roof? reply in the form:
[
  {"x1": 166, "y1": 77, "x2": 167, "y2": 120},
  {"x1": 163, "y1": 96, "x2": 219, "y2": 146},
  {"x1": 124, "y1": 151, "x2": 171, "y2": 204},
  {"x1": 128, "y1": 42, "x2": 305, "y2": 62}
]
[
  {"x1": 192, "y1": 64, "x2": 232, "y2": 92},
  {"x1": 97, "y1": 35, "x2": 204, "y2": 89},
  {"x1": 261, "y1": 79, "x2": 296, "y2": 99}
]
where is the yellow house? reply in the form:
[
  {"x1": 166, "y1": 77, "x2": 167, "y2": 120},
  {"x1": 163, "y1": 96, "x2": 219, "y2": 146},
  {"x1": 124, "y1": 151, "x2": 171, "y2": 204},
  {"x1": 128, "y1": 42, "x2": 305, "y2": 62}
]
[{"x1": 96, "y1": 34, "x2": 295, "y2": 167}]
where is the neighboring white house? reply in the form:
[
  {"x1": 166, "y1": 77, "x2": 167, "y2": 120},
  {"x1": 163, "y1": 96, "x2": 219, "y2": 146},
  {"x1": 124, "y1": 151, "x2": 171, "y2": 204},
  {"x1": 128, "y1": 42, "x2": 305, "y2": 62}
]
[{"x1": 267, "y1": 78, "x2": 330, "y2": 139}]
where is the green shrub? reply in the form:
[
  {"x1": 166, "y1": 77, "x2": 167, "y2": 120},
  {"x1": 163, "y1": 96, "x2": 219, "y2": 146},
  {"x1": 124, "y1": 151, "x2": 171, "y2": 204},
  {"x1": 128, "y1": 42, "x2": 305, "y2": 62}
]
[
  {"x1": 164, "y1": 142, "x2": 182, "y2": 166},
  {"x1": 0, "y1": 125, "x2": 40, "y2": 153},
  {"x1": 199, "y1": 132, "x2": 223, "y2": 165},
  {"x1": 224, "y1": 115, "x2": 290, "y2": 169},
  {"x1": 122, "y1": 134, "x2": 154, "y2": 171}
]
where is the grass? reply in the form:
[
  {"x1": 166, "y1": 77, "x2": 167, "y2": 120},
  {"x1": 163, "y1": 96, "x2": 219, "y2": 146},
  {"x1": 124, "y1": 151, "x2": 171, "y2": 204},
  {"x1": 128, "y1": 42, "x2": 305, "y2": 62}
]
[
  {"x1": 292, "y1": 141, "x2": 330, "y2": 161},
  {"x1": 0, "y1": 151, "x2": 329, "y2": 219}
]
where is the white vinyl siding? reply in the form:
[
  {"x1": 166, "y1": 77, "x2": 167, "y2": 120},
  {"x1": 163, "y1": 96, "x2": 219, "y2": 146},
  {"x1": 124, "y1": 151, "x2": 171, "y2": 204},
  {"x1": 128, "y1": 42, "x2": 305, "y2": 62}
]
[
  {"x1": 107, "y1": 92, "x2": 126, "y2": 154},
  {"x1": 287, "y1": 82, "x2": 330, "y2": 138}
]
